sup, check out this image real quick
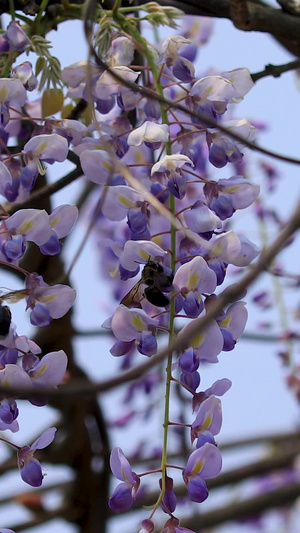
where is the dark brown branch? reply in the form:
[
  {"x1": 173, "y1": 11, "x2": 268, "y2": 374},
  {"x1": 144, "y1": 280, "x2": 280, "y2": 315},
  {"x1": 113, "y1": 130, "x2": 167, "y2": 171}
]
[
  {"x1": 231, "y1": 0, "x2": 251, "y2": 29},
  {"x1": 277, "y1": 0, "x2": 300, "y2": 16},
  {"x1": 251, "y1": 58, "x2": 300, "y2": 81},
  {"x1": 138, "y1": 0, "x2": 300, "y2": 48}
]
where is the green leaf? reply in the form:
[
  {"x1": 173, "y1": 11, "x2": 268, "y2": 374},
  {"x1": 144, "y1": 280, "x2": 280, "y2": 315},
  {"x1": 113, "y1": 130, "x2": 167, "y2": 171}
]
[
  {"x1": 41, "y1": 88, "x2": 64, "y2": 117},
  {"x1": 35, "y1": 56, "x2": 46, "y2": 77}
]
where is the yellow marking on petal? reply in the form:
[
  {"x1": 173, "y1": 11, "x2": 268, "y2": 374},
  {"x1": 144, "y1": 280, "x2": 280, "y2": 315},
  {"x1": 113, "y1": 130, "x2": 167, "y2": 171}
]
[
  {"x1": 118, "y1": 195, "x2": 135, "y2": 208},
  {"x1": 40, "y1": 294, "x2": 56, "y2": 303},
  {"x1": 39, "y1": 142, "x2": 48, "y2": 152},
  {"x1": 103, "y1": 160, "x2": 112, "y2": 172},
  {"x1": 218, "y1": 316, "x2": 231, "y2": 328},
  {"x1": 33, "y1": 363, "x2": 48, "y2": 378},
  {"x1": 203, "y1": 414, "x2": 212, "y2": 430},
  {"x1": 33, "y1": 142, "x2": 48, "y2": 158},
  {"x1": 212, "y1": 242, "x2": 223, "y2": 256},
  {"x1": 140, "y1": 249, "x2": 150, "y2": 260},
  {"x1": 132, "y1": 314, "x2": 147, "y2": 331},
  {"x1": 188, "y1": 272, "x2": 199, "y2": 290},
  {"x1": 225, "y1": 147, "x2": 234, "y2": 157},
  {"x1": 18, "y1": 220, "x2": 33, "y2": 234},
  {"x1": 50, "y1": 216, "x2": 59, "y2": 228},
  {"x1": 190, "y1": 332, "x2": 204, "y2": 348},
  {"x1": 225, "y1": 185, "x2": 240, "y2": 193},
  {"x1": 190, "y1": 460, "x2": 204, "y2": 477},
  {"x1": 152, "y1": 236, "x2": 162, "y2": 246}
]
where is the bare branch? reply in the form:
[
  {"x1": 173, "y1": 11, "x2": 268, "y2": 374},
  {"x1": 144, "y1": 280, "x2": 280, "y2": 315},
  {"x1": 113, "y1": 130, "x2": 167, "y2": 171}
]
[{"x1": 251, "y1": 58, "x2": 300, "y2": 81}]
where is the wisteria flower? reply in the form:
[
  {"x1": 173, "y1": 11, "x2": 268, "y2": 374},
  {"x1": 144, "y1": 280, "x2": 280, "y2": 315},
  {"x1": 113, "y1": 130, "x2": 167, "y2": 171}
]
[
  {"x1": 183, "y1": 442, "x2": 222, "y2": 502},
  {"x1": 206, "y1": 230, "x2": 259, "y2": 267},
  {"x1": 159, "y1": 36, "x2": 195, "y2": 82},
  {"x1": 160, "y1": 475, "x2": 177, "y2": 513},
  {"x1": 151, "y1": 154, "x2": 194, "y2": 199},
  {"x1": 162, "y1": 517, "x2": 196, "y2": 533},
  {"x1": 191, "y1": 396, "x2": 222, "y2": 443},
  {"x1": 0, "y1": 324, "x2": 41, "y2": 367},
  {"x1": 101, "y1": 186, "x2": 143, "y2": 222},
  {"x1": 222, "y1": 67, "x2": 254, "y2": 101},
  {"x1": 26, "y1": 350, "x2": 68, "y2": 388},
  {"x1": 111, "y1": 305, "x2": 158, "y2": 356},
  {"x1": 127, "y1": 121, "x2": 169, "y2": 148},
  {"x1": 183, "y1": 201, "x2": 222, "y2": 234},
  {"x1": 193, "y1": 378, "x2": 232, "y2": 412},
  {"x1": 139, "y1": 519, "x2": 154, "y2": 533},
  {"x1": 94, "y1": 66, "x2": 140, "y2": 100},
  {"x1": 80, "y1": 149, "x2": 115, "y2": 185},
  {"x1": 110, "y1": 35, "x2": 135, "y2": 66},
  {"x1": 174, "y1": 256, "x2": 217, "y2": 317},
  {"x1": 207, "y1": 119, "x2": 256, "y2": 168},
  {"x1": 40, "y1": 204, "x2": 78, "y2": 255},
  {"x1": 18, "y1": 427, "x2": 56, "y2": 487},
  {"x1": 109, "y1": 447, "x2": 140, "y2": 512},
  {"x1": 0, "y1": 78, "x2": 26, "y2": 128},
  {"x1": 11, "y1": 61, "x2": 38, "y2": 91},
  {"x1": 151, "y1": 154, "x2": 194, "y2": 176},
  {"x1": 21, "y1": 134, "x2": 69, "y2": 190},
  {"x1": 217, "y1": 301, "x2": 248, "y2": 351},
  {"x1": 189, "y1": 75, "x2": 237, "y2": 119},
  {"x1": 25, "y1": 273, "x2": 76, "y2": 326},
  {"x1": 119, "y1": 240, "x2": 167, "y2": 271},
  {"x1": 178, "y1": 319, "x2": 224, "y2": 362},
  {"x1": 4, "y1": 21, "x2": 30, "y2": 52},
  {"x1": 3, "y1": 209, "x2": 52, "y2": 263}
]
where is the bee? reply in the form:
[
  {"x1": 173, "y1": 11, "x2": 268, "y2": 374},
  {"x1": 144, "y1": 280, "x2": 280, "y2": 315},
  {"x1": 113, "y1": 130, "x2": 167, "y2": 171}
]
[
  {"x1": 0, "y1": 289, "x2": 29, "y2": 338},
  {"x1": 121, "y1": 260, "x2": 174, "y2": 308}
]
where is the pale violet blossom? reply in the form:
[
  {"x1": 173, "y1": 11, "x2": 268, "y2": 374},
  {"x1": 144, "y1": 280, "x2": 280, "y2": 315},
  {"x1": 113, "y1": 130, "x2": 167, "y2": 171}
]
[
  {"x1": 101, "y1": 186, "x2": 143, "y2": 221},
  {"x1": 119, "y1": 240, "x2": 167, "y2": 271},
  {"x1": 222, "y1": 67, "x2": 254, "y2": 101},
  {"x1": 151, "y1": 154, "x2": 194, "y2": 175},
  {"x1": 127, "y1": 121, "x2": 169, "y2": 147}
]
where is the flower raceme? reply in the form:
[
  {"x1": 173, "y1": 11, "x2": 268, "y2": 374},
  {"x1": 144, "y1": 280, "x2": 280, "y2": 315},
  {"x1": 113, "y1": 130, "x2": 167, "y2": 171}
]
[
  {"x1": 97, "y1": 12, "x2": 261, "y2": 528},
  {"x1": 0, "y1": 8, "x2": 263, "y2": 532}
]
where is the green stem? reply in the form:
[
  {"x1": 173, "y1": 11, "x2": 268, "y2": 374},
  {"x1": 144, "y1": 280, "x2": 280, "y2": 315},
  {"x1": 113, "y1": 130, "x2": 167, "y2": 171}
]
[
  {"x1": 34, "y1": 0, "x2": 50, "y2": 27},
  {"x1": 112, "y1": 0, "x2": 122, "y2": 17},
  {"x1": 8, "y1": 0, "x2": 15, "y2": 20},
  {"x1": 2, "y1": 50, "x2": 17, "y2": 78}
]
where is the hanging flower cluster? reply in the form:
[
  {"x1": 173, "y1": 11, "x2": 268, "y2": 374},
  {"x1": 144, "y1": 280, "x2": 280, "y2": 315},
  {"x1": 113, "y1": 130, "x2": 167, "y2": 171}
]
[
  {"x1": 56, "y1": 8, "x2": 260, "y2": 532},
  {"x1": 0, "y1": 18, "x2": 81, "y2": 503},
  {"x1": 0, "y1": 5, "x2": 262, "y2": 532}
]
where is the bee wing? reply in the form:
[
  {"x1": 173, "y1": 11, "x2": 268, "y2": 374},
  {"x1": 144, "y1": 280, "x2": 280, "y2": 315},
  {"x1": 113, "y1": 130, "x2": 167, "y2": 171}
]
[
  {"x1": 0, "y1": 289, "x2": 29, "y2": 304},
  {"x1": 120, "y1": 280, "x2": 144, "y2": 308}
]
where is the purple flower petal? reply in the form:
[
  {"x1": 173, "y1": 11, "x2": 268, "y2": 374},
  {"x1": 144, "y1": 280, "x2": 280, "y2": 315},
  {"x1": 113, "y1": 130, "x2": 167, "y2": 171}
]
[
  {"x1": 21, "y1": 457, "x2": 43, "y2": 487},
  {"x1": 108, "y1": 482, "x2": 134, "y2": 512}
]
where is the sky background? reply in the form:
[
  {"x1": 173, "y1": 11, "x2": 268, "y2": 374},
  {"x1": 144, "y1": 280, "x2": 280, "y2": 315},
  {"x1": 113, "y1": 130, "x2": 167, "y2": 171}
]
[{"x1": 2, "y1": 6, "x2": 300, "y2": 532}]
